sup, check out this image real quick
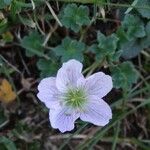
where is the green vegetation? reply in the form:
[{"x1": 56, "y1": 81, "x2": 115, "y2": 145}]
[{"x1": 0, "y1": 0, "x2": 150, "y2": 149}]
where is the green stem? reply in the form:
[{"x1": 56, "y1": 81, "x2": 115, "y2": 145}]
[{"x1": 112, "y1": 121, "x2": 120, "y2": 150}]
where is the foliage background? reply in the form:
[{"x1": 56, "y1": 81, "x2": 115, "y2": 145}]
[{"x1": 0, "y1": 0, "x2": 150, "y2": 149}]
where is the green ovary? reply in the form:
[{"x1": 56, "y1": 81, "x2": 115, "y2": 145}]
[{"x1": 64, "y1": 88, "x2": 87, "y2": 108}]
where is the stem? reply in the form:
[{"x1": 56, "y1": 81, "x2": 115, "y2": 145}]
[{"x1": 112, "y1": 121, "x2": 120, "y2": 150}]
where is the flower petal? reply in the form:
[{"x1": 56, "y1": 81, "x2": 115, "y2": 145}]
[
  {"x1": 81, "y1": 72, "x2": 113, "y2": 98},
  {"x1": 80, "y1": 96, "x2": 112, "y2": 126},
  {"x1": 37, "y1": 77, "x2": 61, "y2": 109},
  {"x1": 56, "y1": 59, "x2": 83, "y2": 92},
  {"x1": 49, "y1": 107, "x2": 79, "y2": 132},
  {"x1": 37, "y1": 92, "x2": 60, "y2": 109},
  {"x1": 38, "y1": 77, "x2": 57, "y2": 94}
]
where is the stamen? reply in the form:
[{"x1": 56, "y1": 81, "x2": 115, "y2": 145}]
[{"x1": 64, "y1": 88, "x2": 87, "y2": 108}]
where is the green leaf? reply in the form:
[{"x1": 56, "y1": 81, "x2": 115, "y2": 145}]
[
  {"x1": 122, "y1": 14, "x2": 145, "y2": 39},
  {"x1": 37, "y1": 58, "x2": 59, "y2": 78},
  {"x1": 121, "y1": 39, "x2": 143, "y2": 59},
  {"x1": 109, "y1": 50, "x2": 122, "y2": 62},
  {"x1": 92, "y1": 32, "x2": 119, "y2": 61},
  {"x1": 89, "y1": 45, "x2": 104, "y2": 61},
  {"x1": 53, "y1": 37, "x2": 85, "y2": 63},
  {"x1": 116, "y1": 26, "x2": 129, "y2": 46},
  {"x1": 111, "y1": 62, "x2": 139, "y2": 90},
  {"x1": 88, "y1": 32, "x2": 120, "y2": 62},
  {"x1": 97, "y1": 32, "x2": 119, "y2": 52},
  {"x1": 136, "y1": 0, "x2": 150, "y2": 19},
  {"x1": 21, "y1": 31, "x2": 45, "y2": 57},
  {"x1": 10, "y1": 0, "x2": 23, "y2": 15},
  {"x1": 0, "y1": 0, "x2": 12, "y2": 9},
  {"x1": 0, "y1": 136, "x2": 17, "y2": 150},
  {"x1": 141, "y1": 21, "x2": 150, "y2": 48},
  {"x1": 145, "y1": 21, "x2": 150, "y2": 36},
  {"x1": 87, "y1": 44, "x2": 97, "y2": 53},
  {"x1": 117, "y1": 18, "x2": 147, "y2": 59},
  {"x1": 60, "y1": 4, "x2": 90, "y2": 32}
]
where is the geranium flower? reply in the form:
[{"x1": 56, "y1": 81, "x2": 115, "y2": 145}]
[{"x1": 37, "y1": 59, "x2": 112, "y2": 133}]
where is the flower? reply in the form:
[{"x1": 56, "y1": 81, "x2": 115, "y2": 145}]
[{"x1": 37, "y1": 59, "x2": 112, "y2": 133}]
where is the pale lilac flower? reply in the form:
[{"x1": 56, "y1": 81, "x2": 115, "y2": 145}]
[{"x1": 37, "y1": 59, "x2": 112, "y2": 133}]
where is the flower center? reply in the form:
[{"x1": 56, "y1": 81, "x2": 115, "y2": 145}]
[{"x1": 64, "y1": 88, "x2": 87, "y2": 108}]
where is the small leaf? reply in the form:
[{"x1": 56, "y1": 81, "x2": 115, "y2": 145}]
[
  {"x1": 136, "y1": 0, "x2": 150, "y2": 19},
  {"x1": 116, "y1": 26, "x2": 129, "y2": 46},
  {"x1": 0, "y1": 79, "x2": 16, "y2": 103},
  {"x1": 87, "y1": 44, "x2": 98, "y2": 53},
  {"x1": 53, "y1": 37, "x2": 85, "y2": 63},
  {"x1": 21, "y1": 31, "x2": 44, "y2": 57},
  {"x1": 121, "y1": 39, "x2": 143, "y2": 59},
  {"x1": 122, "y1": 14, "x2": 145, "y2": 39},
  {"x1": 0, "y1": 136, "x2": 17, "y2": 150},
  {"x1": 93, "y1": 32, "x2": 119, "y2": 61},
  {"x1": 141, "y1": 21, "x2": 150, "y2": 48},
  {"x1": 111, "y1": 62, "x2": 139, "y2": 90},
  {"x1": 97, "y1": 32, "x2": 119, "y2": 52},
  {"x1": 109, "y1": 50, "x2": 123, "y2": 62},
  {"x1": 60, "y1": 4, "x2": 90, "y2": 32},
  {"x1": 118, "y1": 18, "x2": 147, "y2": 59},
  {"x1": 37, "y1": 58, "x2": 60, "y2": 78}
]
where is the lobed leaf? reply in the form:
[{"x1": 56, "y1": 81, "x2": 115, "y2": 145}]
[
  {"x1": 111, "y1": 62, "x2": 139, "y2": 90},
  {"x1": 21, "y1": 31, "x2": 45, "y2": 57},
  {"x1": 136, "y1": 0, "x2": 150, "y2": 19},
  {"x1": 120, "y1": 39, "x2": 143, "y2": 59},
  {"x1": 37, "y1": 58, "x2": 60, "y2": 78},
  {"x1": 97, "y1": 32, "x2": 119, "y2": 52},
  {"x1": 122, "y1": 14, "x2": 145, "y2": 39},
  {"x1": 53, "y1": 37, "x2": 85, "y2": 62},
  {"x1": 140, "y1": 21, "x2": 150, "y2": 48},
  {"x1": 90, "y1": 32, "x2": 119, "y2": 62},
  {"x1": 60, "y1": 4, "x2": 90, "y2": 32}
]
